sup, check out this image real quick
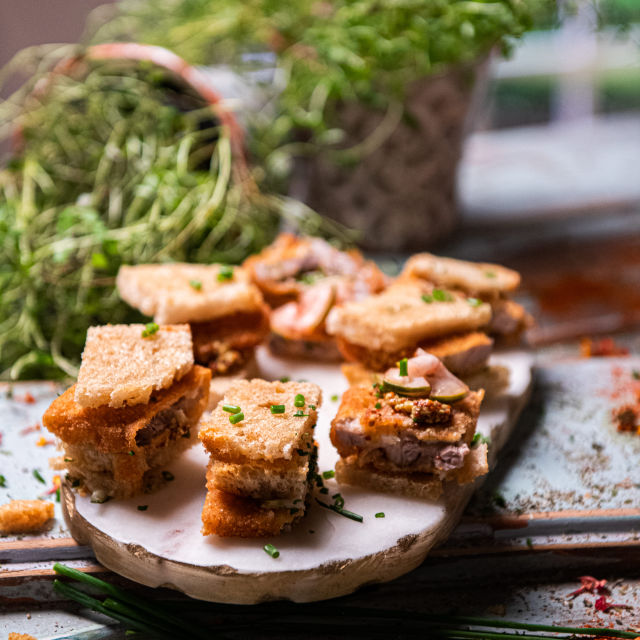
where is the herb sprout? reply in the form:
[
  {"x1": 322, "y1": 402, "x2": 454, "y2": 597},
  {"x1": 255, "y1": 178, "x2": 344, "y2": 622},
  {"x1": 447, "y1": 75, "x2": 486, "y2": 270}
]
[{"x1": 0, "y1": 45, "x2": 348, "y2": 380}]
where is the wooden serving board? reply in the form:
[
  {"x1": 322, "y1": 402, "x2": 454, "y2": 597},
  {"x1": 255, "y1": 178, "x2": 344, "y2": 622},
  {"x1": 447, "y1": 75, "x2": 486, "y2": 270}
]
[{"x1": 62, "y1": 346, "x2": 533, "y2": 604}]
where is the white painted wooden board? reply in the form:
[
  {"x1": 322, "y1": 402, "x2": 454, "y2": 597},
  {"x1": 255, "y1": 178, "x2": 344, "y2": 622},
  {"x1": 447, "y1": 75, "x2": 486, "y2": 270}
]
[{"x1": 63, "y1": 346, "x2": 533, "y2": 603}]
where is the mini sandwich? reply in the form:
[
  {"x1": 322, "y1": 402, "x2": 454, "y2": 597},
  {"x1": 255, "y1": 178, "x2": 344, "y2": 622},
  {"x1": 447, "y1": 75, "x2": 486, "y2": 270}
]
[
  {"x1": 402, "y1": 253, "x2": 532, "y2": 340},
  {"x1": 199, "y1": 379, "x2": 321, "y2": 537},
  {"x1": 43, "y1": 324, "x2": 210, "y2": 501},
  {"x1": 330, "y1": 350, "x2": 488, "y2": 500},
  {"x1": 117, "y1": 263, "x2": 269, "y2": 379},
  {"x1": 244, "y1": 233, "x2": 388, "y2": 361},
  {"x1": 326, "y1": 279, "x2": 494, "y2": 376}
]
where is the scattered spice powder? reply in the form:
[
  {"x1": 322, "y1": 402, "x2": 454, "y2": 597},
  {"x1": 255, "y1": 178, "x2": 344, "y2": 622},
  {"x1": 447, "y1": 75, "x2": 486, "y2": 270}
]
[{"x1": 581, "y1": 337, "x2": 629, "y2": 358}]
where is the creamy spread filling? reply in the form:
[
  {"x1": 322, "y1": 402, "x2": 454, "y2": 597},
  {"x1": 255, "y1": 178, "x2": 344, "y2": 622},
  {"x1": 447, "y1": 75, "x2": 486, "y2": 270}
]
[
  {"x1": 135, "y1": 390, "x2": 198, "y2": 447},
  {"x1": 333, "y1": 417, "x2": 469, "y2": 472}
]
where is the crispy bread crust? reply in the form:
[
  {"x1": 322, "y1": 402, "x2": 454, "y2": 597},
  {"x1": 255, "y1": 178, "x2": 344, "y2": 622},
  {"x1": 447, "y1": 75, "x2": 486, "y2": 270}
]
[
  {"x1": 75, "y1": 324, "x2": 194, "y2": 408},
  {"x1": 44, "y1": 365, "x2": 211, "y2": 452},
  {"x1": 199, "y1": 379, "x2": 321, "y2": 463},
  {"x1": 0, "y1": 500, "x2": 55, "y2": 534},
  {"x1": 331, "y1": 386, "x2": 483, "y2": 448},
  {"x1": 326, "y1": 280, "x2": 491, "y2": 352},
  {"x1": 201, "y1": 488, "x2": 300, "y2": 537},
  {"x1": 117, "y1": 263, "x2": 265, "y2": 324},
  {"x1": 403, "y1": 253, "x2": 521, "y2": 296}
]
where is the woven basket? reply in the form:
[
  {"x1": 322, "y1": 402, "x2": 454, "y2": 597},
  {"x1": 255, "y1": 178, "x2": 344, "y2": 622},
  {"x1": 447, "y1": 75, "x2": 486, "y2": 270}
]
[{"x1": 294, "y1": 61, "x2": 488, "y2": 251}]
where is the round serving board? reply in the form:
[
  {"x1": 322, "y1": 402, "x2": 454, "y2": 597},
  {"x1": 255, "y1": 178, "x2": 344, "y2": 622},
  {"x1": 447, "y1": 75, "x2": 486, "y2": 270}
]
[{"x1": 62, "y1": 346, "x2": 533, "y2": 603}]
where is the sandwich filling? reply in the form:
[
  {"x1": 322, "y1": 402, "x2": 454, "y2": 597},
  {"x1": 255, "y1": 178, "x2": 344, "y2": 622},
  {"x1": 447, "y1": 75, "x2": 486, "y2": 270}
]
[{"x1": 190, "y1": 310, "x2": 269, "y2": 375}]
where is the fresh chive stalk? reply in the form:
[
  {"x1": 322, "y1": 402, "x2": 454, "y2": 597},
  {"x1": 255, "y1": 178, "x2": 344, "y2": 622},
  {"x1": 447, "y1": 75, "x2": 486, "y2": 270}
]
[
  {"x1": 33, "y1": 469, "x2": 46, "y2": 484},
  {"x1": 315, "y1": 498, "x2": 363, "y2": 523},
  {"x1": 222, "y1": 404, "x2": 241, "y2": 414}
]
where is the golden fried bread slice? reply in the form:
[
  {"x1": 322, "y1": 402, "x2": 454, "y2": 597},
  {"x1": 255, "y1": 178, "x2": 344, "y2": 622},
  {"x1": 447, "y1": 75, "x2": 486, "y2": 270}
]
[
  {"x1": 199, "y1": 379, "x2": 321, "y2": 464},
  {"x1": 326, "y1": 280, "x2": 491, "y2": 353},
  {"x1": 44, "y1": 365, "x2": 211, "y2": 453},
  {"x1": 75, "y1": 324, "x2": 193, "y2": 408},
  {"x1": 201, "y1": 487, "x2": 301, "y2": 537},
  {"x1": 403, "y1": 253, "x2": 521, "y2": 297},
  {"x1": 117, "y1": 263, "x2": 265, "y2": 324},
  {"x1": 0, "y1": 500, "x2": 54, "y2": 534}
]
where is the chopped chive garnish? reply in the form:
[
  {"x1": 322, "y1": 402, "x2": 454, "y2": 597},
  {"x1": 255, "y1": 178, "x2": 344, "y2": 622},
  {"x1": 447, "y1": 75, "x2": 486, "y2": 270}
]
[
  {"x1": 263, "y1": 543, "x2": 280, "y2": 558},
  {"x1": 296, "y1": 449, "x2": 309, "y2": 456},
  {"x1": 432, "y1": 288, "x2": 452, "y2": 302},
  {"x1": 55, "y1": 488, "x2": 61, "y2": 503},
  {"x1": 279, "y1": 376, "x2": 291, "y2": 383},
  {"x1": 128, "y1": 450, "x2": 135, "y2": 456},
  {"x1": 467, "y1": 297, "x2": 482, "y2": 307},
  {"x1": 398, "y1": 358, "x2": 408, "y2": 377},
  {"x1": 333, "y1": 494, "x2": 345, "y2": 509},
  {"x1": 290, "y1": 507, "x2": 299, "y2": 515},
  {"x1": 320, "y1": 487, "x2": 329, "y2": 494},
  {"x1": 421, "y1": 294, "x2": 433, "y2": 304},
  {"x1": 330, "y1": 394, "x2": 339, "y2": 402},
  {"x1": 375, "y1": 402, "x2": 382, "y2": 409},
  {"x1": 33, "y1": 469, "x2": 46, "y2": 484},
  {"x1": 375, "y1": 512, "x2": 385, "y2": 518},
  {"x1": 633, "y1": 370, "x2": 640, "y2": 380},
  {"x1": 471, "y1": 433, "x2": 490, "y2": 447},
  {"x1": 91, "y1": 494, "x2": 111, "y2": 504},
  {"x1": 294, "y1": 394, "x2": 305, "y2": 407},
  {"x1": 485, "y1": 270, "x2": 497, "y2": 278},
  {"x1": 64, "y1": 457, "x2": 74, "y2": 462},
  {"x1": 162, "y1": 471, "x2": 174, "y2": 482},
  {"x1": 0, "y1": 475, "x2": 5, "y2": 487},
  {"x1": 222, "y1": 404, "x2": 241, "y2": 414},
  {"x1": 229, "y1": 412, "x2": 244, "y2": 424},
  {"x1": 270, "y1": 404, "x2": 285, "y2": 414},
  {"x1": 141, "y1": 322, "x2": 159, "y2": 338},
  {"x1": 492, "y1": 491, "x2": 507, "y2": 508},
  {"x1": 217, "y1": 265, "x2": 234, "y2": 281},
  {"x1": 293, "y1": 410, "x2": 309, "y2": 417},
  {"x1": 189, "y1": 279, "x2": 202, "y2": 291},
  {"x1": 315, "y1": 498, "x2": 363, "y2": 523},
  {"x1": 137, "y1": 505, "x2": 148, "y2": 511},
  {"x1": 322, "y1": 470, "x2": 335, "y2": 479},
  {"x1": 309, "y1": 404, "x2": 317, "y2": 410}
]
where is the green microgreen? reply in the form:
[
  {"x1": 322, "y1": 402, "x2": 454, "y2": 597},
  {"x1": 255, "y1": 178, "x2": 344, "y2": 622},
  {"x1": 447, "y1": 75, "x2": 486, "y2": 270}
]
[
  {"x1": 55, "y1": 487, "x2": 61, "y2": 502},
  {"x1": 229, "y1": 412, "x2": 244, "y2": 424},
  {"x1": 375, "y1": 402, "x2": 382, "y2": 409},
  {"x1": 471, "y1": 433, "x2": 490, "y2": 447},
  {"x1": 141, "y1": 322, "x2": 159, "y2": 338}
]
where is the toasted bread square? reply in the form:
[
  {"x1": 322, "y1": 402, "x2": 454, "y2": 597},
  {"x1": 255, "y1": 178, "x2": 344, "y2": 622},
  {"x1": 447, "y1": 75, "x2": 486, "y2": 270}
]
[
  {"x1": 403, "y1": 253, "x2": 521, "y2": 297},
  {"x1": 45, "y1": 365, "x2": 211, "y2": 452},
  {"x1": 199, "y1": 379, "x2": 321, "y2": 463},
  {"x1": 201, "y1": 487, "x2": 301, "y2": 537},
  {"x1": 0, "y1": 500, "x2": 55, "y2": 534},
  {"x1": 117, "y1": 263, "x2": 265, "y2": 324},
  {"x1": 75, "y1": 324, "x2": 193, "y2": 409},
  {"x1": 326, "y1": 280, "x2": 491, "y2": 353}
]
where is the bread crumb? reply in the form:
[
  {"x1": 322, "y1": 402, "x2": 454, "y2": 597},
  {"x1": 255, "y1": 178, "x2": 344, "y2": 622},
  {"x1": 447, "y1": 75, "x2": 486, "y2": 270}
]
[
  {"x1": 9, "y1": 633, "x2": 38, "y2": 640},
  {"x1": 0, "y1": 500, "x2": 54, "y2": 534}
]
